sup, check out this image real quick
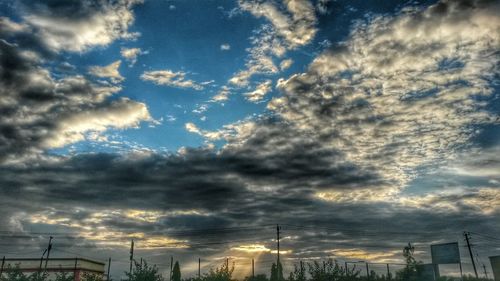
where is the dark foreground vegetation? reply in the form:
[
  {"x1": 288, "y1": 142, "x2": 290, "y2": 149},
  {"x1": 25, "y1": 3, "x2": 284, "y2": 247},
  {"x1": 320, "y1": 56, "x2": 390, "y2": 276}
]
[
  {"x1": 0, "y1": 246, "x2": 491, "y2": 281},
  {"x1": 0, "y1": 260, "x2": 489, "y2": 281}
]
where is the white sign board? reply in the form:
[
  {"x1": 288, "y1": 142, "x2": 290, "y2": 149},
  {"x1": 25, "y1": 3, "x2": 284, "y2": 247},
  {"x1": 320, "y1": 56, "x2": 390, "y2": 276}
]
[{"x1": 431, "y1": 242, "x2": 461, "y2": 264}]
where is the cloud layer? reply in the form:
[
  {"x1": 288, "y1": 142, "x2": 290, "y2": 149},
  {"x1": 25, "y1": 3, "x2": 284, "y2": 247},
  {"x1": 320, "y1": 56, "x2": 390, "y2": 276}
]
[
  {"x1": 141, "y1": 70, "x2": 207, "y2": 90},
  {"x1": 0, "y1": 0, "x2": 499, "y2": 278}
]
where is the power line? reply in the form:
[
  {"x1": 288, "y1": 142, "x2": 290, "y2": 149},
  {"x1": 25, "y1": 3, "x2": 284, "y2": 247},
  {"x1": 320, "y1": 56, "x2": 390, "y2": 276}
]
[
  {"x1": 0, "y1": 225, "x2": 275, "y2": 237},
  {"x1": 281, "y1": 224, "x2": 454, "y2": 236},
  {"x1": 468, "y1": 232, "x2": 500, "y2": 241}
]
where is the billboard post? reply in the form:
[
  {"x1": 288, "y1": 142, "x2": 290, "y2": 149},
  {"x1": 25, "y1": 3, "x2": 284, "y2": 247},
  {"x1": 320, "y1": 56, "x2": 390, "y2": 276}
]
[
  {"x1": 431, "y1": 242, "x2": 461, "y2": 280},
  {"x1": 490, "y1": 256, "x2": 500, "y2": 281}
]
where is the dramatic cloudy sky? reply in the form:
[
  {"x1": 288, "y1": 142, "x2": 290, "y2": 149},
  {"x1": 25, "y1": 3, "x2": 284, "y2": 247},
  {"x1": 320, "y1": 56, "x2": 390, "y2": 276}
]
[{"x1": 1, "y1": 0, "x2": 499, "y2": 279}]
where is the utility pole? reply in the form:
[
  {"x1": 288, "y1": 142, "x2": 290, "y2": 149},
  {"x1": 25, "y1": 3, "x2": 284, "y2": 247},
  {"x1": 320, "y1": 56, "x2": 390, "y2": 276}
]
[
  {"x1": 226, "y1": 258, "x2": 229, "y2": 269},
  {"x1": 366, "y1": 263, "x2": 370, "y2": 279},
  {"x1": 129, "y1": 239, "x2": 134, "y2": 275},
  {"x1": 44, "y1": 236, "x2": 53, "y2": 270},
  {"x1": 252, "y1": 259, "x2": 255, "y2": 279},
  {"x1": 169, "y1": 256, "x2": 173, "y2": 281},
  {"x1": 386, "y1": 264, "x2": 390, "y2": 280},
  {"x1": 344, "y1": 261, "x2": 348, "y2": 276},
  {"x1": 198, "y1": 258, "x2": 201, "y2": 279},
  {"x1": 276, "y1": 224, "x2": 281, "y2": 264},
  {"x1": 301, "y1": 260, "x2": 304, "y2": 278},
  {"x1": 74, "y1": 258, "x2": 78, "y2": 280},
  {"x1": 107, "y1": 258, "x2": 111, "y2": 281},
  {"x1": 464, "y1": 232, "x2": 479, "y2": 278},
  {"x1": 40, "y1": 249, "x2": 47, "y2": 269},
  {"x1": 482, "y1": 264, "x2": 488, "y2": 279}
]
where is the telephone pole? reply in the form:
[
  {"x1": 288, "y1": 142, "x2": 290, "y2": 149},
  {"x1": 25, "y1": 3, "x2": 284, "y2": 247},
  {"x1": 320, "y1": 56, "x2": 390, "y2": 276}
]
[
  {"x1": 464, "y1": 232, "x2": 479, "y2": 278},
  {"x1": 276, "y1": 225, "x2": 281, "y2": 264},
  {"x1": 301, "y1": 260, "x2": 304, "y2": 278},
  {"x1": 40, "y1": 249, "x2": 47, "y2": 269},
  {"x1": 252, "y1": 259, "x2": 255, "y2": 278},
  {"x1": 366, "y1": 262, "x2": 370, "y2": 279},
  {"x1": 44, "y1": 236, "x2": 53, "y2": 270},
  {"x1": 129, "y1": 239, "x2": 134, "y2": 275},
  {"x1": 74, "y1": 258, "x2": 78, "y2": 279},
  {"x1": 198, "y1": 258, "x2": 201, "y2": 279},
  {"x1": 170, "y1": 256, "x2": 173, "y2": 281},
  {"x1": 107, "y1": 258, "x2": 111, "y2": 281}
]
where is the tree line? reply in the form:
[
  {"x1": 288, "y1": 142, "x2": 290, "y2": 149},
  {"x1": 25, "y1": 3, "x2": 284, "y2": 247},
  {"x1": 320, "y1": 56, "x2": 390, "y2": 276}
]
[{"x1": 0, "y1": 245, "x2": 492, "y2": 281}]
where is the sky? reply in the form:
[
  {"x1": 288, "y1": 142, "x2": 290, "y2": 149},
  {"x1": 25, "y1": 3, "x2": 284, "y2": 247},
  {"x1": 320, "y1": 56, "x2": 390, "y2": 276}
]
[{"x1": 0, "y1": 0, "x2": 499, "y2": 279}]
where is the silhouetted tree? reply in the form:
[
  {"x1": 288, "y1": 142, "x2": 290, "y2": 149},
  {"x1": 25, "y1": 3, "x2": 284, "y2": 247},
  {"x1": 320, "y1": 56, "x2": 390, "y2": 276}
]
[
  {"x1": 0, "y1": 264, "x2": 49, "y2": 281},
  {"x1": 0, "y1": 265, "x2": 30, "y2": 281},
  {"x1": 270, "y1": 264, "x2": 277, "y2": 281},
  {"x1": 307, "y1": 259, "x2": 347, "y2": 281},
  {"x1": 270, "y1": 261, "x2": 284, "y2": 281},
  {"x1": 29, "y1": 271, "x2": 48, "y2": 281},
  {"x1": 54, "y1": 271, "x2": 73, "y2": 281},
  {"x1": 172, "y1": 262, "x2": 181, "y2": 281},
  {"x1": 82, "y1": 272, "x2": 103, "y2": 281},
  {"x1": 287, "y1": 262, "x2": 305, "y2": 281},
  {"x1": 125, "y1": 261, "x2": 162, "y2": 281},
  {"x1": 395, "y1": 243, "x2": 423, "y2": 281},
  {"x1": 244, "y1": 274, "x2": 268, "y2": 281},
  {"x1": 200, "y1": 261, "x2": 234, "y2": 281},
  {"x1": 277, "y1": 262, "x2": 283, "y2": 281}
]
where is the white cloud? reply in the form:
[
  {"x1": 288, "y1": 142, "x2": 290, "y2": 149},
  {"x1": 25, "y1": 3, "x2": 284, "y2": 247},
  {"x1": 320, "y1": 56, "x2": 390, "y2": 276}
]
[
  {"x1": 121, "y1": 47, "x2": 146, "y2": 66},
  {"x1": 21, "y1": 0, "x2": 143, "y2": 53},
  {"x1": 225, "y1": 0, "x2": 317, "y2": 95},
  {"x1": 0, "y1": 17, "x2": 29, "y2": 33},
  {"x1": 239, "y1": 0, "x2": 317, "y2": 48},
  {"x1": 165, "y1": 115, "x2": 177, "y2": 122},
  {"x1": 269, "y1": 0, "x2": 500, "y2": 198},
  {"x1": 185, "y1": 122, "x2": 202, "y2": 135},
  {"x1": 185, "y1": 121, "x2": 256, "y2": 143},
  {"x1": 220, "y1": 44, "x2": 231, "y2": 51},
  {"x1": 43, "y1": 98, "x2": 152, "y2": 148},
  {"x1": 399, "y1": 187, "x2": 500, "y2": 215},
  {"x1": 193, "y1": 104, "x2": 209, "y2": 114},
  {"x1": 211, "y1": 86, "x2": 231, "y2": 102},
  {"x1": 89, "y1": 60, "x2": 124, "y2": 83},
  {"x1": 447, "y1": 145, "x2": 500, "y2": 179},
  {"x1": 228, "y1": 25, "x2": 285, "y2": 87},
  {"x1": 279, "y1": 58, "x2": 293, "y2": 71},
  {"x1": 245, "y1": 80, "x2": 273, "y2": 102},
  {"x1": 141, "y1": 70, "x2": 206, "y2": 90}
]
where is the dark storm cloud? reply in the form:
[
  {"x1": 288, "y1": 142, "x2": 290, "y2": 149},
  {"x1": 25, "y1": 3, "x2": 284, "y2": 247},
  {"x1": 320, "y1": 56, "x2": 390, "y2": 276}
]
[
  {"x1": 0, "y1": 39, "x2": 53, "y2": 160},
  {"x1": 0, "y1": 133, "x2": 498, "y2": 242},
  {"x1": 0, "y1": 124, "x2": 380, "y2": 215}
]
